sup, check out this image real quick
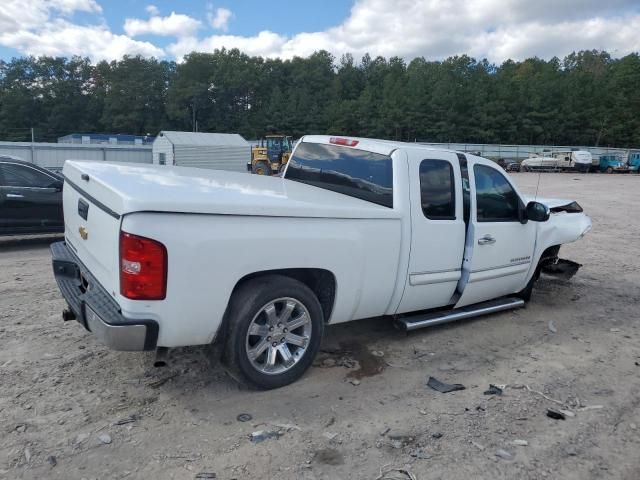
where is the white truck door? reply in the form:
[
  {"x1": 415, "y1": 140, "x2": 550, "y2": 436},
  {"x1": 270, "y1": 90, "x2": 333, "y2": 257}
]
[
  {"x1": 455, "y1": 158, "x2": 536, "y2": 307},
  {"x1": 396, "y1": 150, "x2": 466, "y2": 314}
]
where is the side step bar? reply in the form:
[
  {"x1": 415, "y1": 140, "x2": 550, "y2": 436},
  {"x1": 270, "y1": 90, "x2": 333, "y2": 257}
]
[{"x1": 396, "y1": 296, "x2": 525, "y2": 332}]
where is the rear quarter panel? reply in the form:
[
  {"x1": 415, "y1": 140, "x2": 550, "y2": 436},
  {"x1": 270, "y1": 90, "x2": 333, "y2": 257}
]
[{"x1": 120, "y1": 212, "x2": 402, "y2": 347}]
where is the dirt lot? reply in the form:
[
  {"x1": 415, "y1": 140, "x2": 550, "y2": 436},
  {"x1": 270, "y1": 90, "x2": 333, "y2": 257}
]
[{"x1": 1, "y1": 172, "x2": 639, "y2": 480}]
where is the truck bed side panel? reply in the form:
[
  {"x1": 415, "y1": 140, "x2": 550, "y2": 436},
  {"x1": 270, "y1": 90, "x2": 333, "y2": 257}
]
[{"x1": 120, "y1": 213, "x2": 402, "y2": 347}]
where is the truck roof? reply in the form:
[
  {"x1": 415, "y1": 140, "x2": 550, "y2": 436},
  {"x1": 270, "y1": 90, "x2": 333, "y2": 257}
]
[{"x1": 300, "y1": 135, "x2": 444, "y2": 157}]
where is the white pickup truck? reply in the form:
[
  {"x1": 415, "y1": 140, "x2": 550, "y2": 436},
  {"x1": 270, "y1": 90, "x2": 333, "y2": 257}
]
[{"x1": 51, "y1": 136, "x2": 592, "y2": 389}]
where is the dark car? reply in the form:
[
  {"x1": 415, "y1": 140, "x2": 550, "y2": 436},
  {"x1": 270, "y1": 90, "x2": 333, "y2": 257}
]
[
  {"x1": 505, "y1": 162, "x2": 521, "y2": 172},
  {"x1": 0, "y1": 158, "x2": 64, "y2": 235}
]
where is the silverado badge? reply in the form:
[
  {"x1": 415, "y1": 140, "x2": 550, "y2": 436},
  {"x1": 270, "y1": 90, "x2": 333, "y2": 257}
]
[{"x1": 79, "y1": 226, "x2": 88, "y2": 240}]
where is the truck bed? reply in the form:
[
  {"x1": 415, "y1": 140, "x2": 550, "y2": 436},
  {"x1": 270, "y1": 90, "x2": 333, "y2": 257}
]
[{"x1": 63, "y1": 161, "x2": 401, "y2": 219}]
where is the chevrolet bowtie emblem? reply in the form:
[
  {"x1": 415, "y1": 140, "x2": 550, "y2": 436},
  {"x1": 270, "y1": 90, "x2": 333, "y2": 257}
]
[{"x1": 79, "y1": 226, "x2": 88, "y2": 240}]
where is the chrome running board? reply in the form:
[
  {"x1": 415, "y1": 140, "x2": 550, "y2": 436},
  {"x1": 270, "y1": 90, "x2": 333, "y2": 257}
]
[{"x1": 397, "y1": 297, "x2": 525, "y2": 332}]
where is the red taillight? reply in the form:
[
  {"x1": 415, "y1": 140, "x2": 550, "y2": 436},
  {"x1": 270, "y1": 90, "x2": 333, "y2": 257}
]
[
  {"x1": 120, "y1": 231, "x2": 167, "y2": 300},
  {"x1": 329, "y1": 137, "x2": 359, "y2": 147}
]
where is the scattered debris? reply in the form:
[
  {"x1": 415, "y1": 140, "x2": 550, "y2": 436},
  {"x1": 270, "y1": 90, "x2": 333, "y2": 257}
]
[
  {"x1": 98, "y1": 433, "x2": 112, "y2": 444},
  {"x1": 24, "y1": 448, "x2": 31, "y2": 463},
  {"x1": 541, "y1": 259, "x2": 581, "y2": 279},
  {"x1": 548, "y1": 320, "x2": 557, "y2": 333},
  {"x1": 387, "y1": 432, "x2": 416, "y2": 449},
  {"x1": 484, "y1": 384, "x2": 503, "y2": 395},
  {"x1": 427, "y1": 376, "x2": 465, "y2": 393},
  {"x1": 323, "y1": 432, "x2": 338, "y2": 441},
  {"x1": 524, "y1": 385, "x2": 564, "y2": 405},
  {"x1": 15, "y1": 424, "x2": 26, "y2": 433},
  {"x1": 375, "y1": 465, "x2": 417, "y2": 480},
  {"x1": 236, "y1": 413, "x2": 252, "y2": 422},
  {"x1": 195, "y1": 473, "x2": 217, "y2": 479},
  {"x1": 566, "y1": 446, "x2": 578, "y2": 456},
  {"x1": 249, "y1": 430, "x2": 280, "y2": 444},
  {"x1": 577, "y1": 405, "x2": 604, "y2": 412},
  {"x1": 271, "y1": 423, "x2": 301, "y2": 432},
  {"x1": 47, "y1": 456, "x2": 57, "y2": 467},
  {"x1": 512, "y1": 439, "x2": 528, "y2": 446},
  {"x1": 471, "y1": 441, "x2": 485, "y2": 451},
  {"x1": 409, "y1": 448, "x2": 431, "y2": 459},
  {"x1": 114, "y1": 415, "x2": 139, "y2": 426},
  {"x1": 371, "y1": 350, "x2": 385, "y2": 357},
  {"x1": 147, "y1": 373, "x2": 179, "y2": 389},
  {"x1": 559, "y1": 409, "x2": 576, "y2": 418},
  {"x1": 546, "y1": 408, "x2": 566, "y2": 420},
  {"x1": 495, "y1": 449, "x2": 514, "y2": 461},
  {"x1": 325, "y1": 416, "x2": 335, "y2": 428},
  {"x1": 432, "y1": 432, "x2": 443, "y2": 439},
  {"x1": 350, "y1": 379, "x2": 361, "y2": 386}
]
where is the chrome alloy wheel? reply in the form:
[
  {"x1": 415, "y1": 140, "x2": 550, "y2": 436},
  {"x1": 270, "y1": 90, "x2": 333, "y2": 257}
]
[{"x1": 245, "y1": 297, "x2": 312, "y2": 375}]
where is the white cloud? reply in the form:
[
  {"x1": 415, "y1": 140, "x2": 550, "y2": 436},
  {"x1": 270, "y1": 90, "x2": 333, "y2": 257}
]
[
  {"x1": 207, "y1": 7, "x2": 233, "y2": 31},
  {"x1": 166, "y1": 0, "x2": 640, "y2": 62},
  {"x1": 1, "y1": 0, "x2": 639, "y2": 62},
  {"x1": 124, "y1": 12, "x2": 201, "y2": 37},
  {"x1": 0, "y1": 0, "x2": 162, "y2": 61},
  {"x1": 169, "y1": 30, "x2": 286, "y2": 59},
  {"x1": 0, "y1": 19, "x2": 163, "y2": 61}
]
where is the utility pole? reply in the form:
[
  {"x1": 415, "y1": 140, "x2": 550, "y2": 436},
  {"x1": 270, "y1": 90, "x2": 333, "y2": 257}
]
[
  {"x1": 30, "y1": 127, "x2": 35, "y2": 163},
  {"x1": 192, "y1": 101, "x2": 196, "y2": 132}
]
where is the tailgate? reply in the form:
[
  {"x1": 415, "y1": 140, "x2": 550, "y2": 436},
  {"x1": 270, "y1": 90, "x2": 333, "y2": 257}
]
[{"x1": 63, "y1": 162, "x2": 123, "y2": 298}]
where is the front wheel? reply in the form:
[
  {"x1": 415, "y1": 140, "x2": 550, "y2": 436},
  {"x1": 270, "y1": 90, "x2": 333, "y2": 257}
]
[
  {"x1": 222, "y1": 275, "x2": 324, "y2": 389},
  {"x1": 252, "y1": 160, "x2": 271, "y2": 175},
  {"x1": 606, "y1": 167, "x2": 614, "y2": 174}
]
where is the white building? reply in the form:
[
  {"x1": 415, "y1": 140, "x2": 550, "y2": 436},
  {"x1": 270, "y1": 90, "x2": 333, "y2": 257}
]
[{"x1": 152, "y1": 131, "x2": 250, "y2": 173}]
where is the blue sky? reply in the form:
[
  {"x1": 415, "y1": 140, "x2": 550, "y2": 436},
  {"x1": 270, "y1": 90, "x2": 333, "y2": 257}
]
[{"x1": 0, "y1": 1, "x2": 638, "y2": 63}]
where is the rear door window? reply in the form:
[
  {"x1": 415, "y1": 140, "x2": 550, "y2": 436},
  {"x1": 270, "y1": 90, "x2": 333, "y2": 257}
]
[
  {"x1": 419, "y1": 160, "x2": 455, "y2": 219},
  {"x1": 286, "y1": 142, "x2": 393, "y2": 208}
]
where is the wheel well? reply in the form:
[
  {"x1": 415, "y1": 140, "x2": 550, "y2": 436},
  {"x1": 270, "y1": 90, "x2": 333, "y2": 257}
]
[{"x1": 231, "y1": 268, "x2": 336, "y2": 323}]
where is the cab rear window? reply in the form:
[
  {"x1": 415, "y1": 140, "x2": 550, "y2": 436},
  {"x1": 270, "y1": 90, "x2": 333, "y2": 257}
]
[{"x1": 285, "y1": 142, "x2": 393, "y2": 208}]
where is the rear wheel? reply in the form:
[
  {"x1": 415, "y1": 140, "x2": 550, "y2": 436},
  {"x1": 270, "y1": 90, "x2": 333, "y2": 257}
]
[
  {"x1": 252, "y1": 161, "x2": 271, "y2": 175},
  {"x1": 606, "y1": 167, "x2": 614, "y2": 174},
  {"x1": 222, "y1": 275, "x2": 324, "y2": 389}
]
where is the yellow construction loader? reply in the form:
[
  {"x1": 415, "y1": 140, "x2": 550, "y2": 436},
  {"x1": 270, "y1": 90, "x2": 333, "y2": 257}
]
[{"x1": 249, "y1": 135, "x2": 293, "y2": 175}]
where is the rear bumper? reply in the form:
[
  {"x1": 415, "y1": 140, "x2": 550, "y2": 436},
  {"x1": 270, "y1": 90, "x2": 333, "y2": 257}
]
[{"x1": 50, "y1": 241, "x2": 158, "y2": 351}]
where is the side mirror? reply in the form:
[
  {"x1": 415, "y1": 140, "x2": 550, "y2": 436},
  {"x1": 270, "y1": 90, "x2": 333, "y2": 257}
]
[
  {"x1": 526, "y1": 201, "x2": 550, "y2": 222},
  {"x1": 50, "y1": 179, "x2": 63, "y2": 192}
]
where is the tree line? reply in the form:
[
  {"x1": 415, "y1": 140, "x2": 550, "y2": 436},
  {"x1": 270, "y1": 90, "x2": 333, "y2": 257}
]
[{"x1": 0, "y1": 49, "x2": 638, "y2": 147}]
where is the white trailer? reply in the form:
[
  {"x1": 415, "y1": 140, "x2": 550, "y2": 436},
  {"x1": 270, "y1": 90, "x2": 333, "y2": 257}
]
[{"x1": 152, "y1": 131, "x2": 250, "y2": 173}]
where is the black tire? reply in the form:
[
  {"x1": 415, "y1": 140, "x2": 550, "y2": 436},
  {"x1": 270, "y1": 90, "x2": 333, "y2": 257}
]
[
  {"x1": 222, "y1": 275, "x2": 324, "y2": 390},
  {"x1": 606, "y1": 167, "x2": 613, "y2": 174},
  {"x1": 252, "y1": 160, "x2": 271, "y2": 175}
]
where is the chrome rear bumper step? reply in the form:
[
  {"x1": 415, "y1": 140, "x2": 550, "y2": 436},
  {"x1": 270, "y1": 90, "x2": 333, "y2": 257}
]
[{"x1": 397, "y1": 297, "x2": 525, "y2": 332}]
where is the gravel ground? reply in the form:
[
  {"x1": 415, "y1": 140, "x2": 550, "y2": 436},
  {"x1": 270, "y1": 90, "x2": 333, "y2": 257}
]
[{"x1": 0, "y1": 172, "x2": 639, "y2": 480}]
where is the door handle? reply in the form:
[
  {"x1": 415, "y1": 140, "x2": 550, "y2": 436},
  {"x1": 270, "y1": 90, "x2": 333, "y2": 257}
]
[
  {"x1": 6, "y1": 193, "x2": 24, "y2": 199},
  {"x1": 478, "y1": 234, "x2": 496, "y2": 245}
]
